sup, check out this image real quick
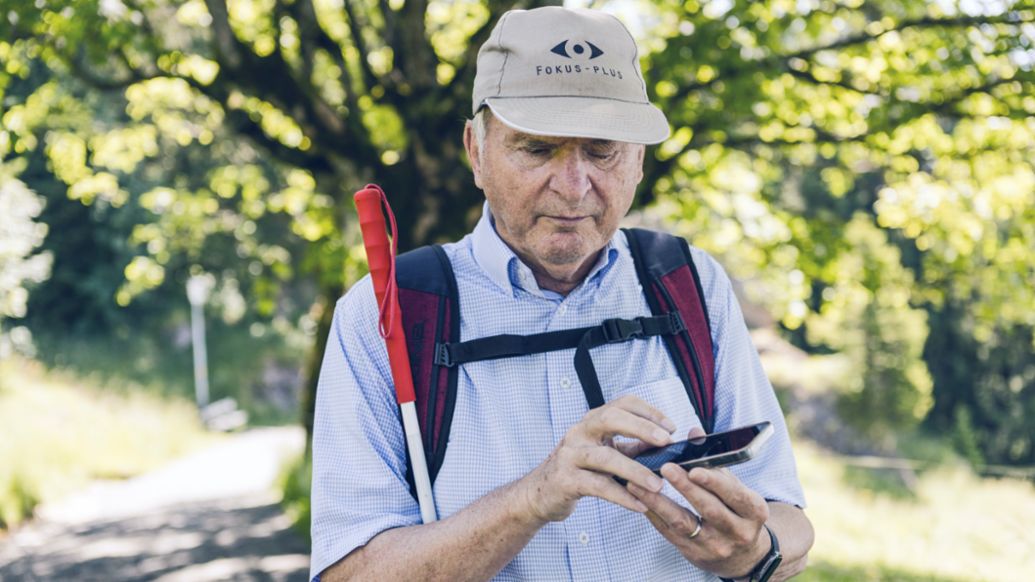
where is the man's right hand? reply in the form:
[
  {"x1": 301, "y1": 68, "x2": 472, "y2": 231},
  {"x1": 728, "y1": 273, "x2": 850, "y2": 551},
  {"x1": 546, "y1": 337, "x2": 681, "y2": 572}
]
[{"x1": 516, "y1": 395, "x2": 677, "y2": 523}]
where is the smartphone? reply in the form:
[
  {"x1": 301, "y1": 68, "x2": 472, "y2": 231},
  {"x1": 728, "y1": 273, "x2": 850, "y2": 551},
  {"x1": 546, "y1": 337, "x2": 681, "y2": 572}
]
[{"x1": 632, "y1": 421, "x2": 774, "y2": 475}]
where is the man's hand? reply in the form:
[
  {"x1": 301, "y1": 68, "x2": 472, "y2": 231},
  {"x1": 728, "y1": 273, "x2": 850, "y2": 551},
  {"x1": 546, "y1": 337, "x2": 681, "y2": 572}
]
[
  {"x1": 627, "y1": 428, "x2": 772, "y2": 580},
  {"x1": 516, "y1": 395, "x2": 677, "y2": 523}
]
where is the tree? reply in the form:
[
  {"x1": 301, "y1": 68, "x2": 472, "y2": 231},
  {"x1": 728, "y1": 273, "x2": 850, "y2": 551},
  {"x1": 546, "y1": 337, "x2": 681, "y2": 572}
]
[
  {"x1": 2, "y1": 0, "x2": 1033, "y2": 461},
  {"x1": 638, "y1": 0, "x2": 1035, "y2": 460},
  {"x1": 0, "y1": 172, "x2": 51, "y2": 360}
]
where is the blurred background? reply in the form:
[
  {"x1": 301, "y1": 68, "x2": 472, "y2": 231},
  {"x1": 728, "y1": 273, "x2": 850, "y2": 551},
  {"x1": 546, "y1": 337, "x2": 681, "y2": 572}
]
[{"x1": 1, "y1": 0, "x2": 1034, "y2": 580}]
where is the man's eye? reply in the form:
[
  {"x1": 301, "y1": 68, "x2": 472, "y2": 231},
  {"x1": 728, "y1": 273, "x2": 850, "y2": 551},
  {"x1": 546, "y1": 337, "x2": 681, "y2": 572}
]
[
  {"x1": 587, "y1": 149, "x2": 616, "y2": 161},
  {"x1": 524, "y1": 146, "x2": 553, "y2": 156}
]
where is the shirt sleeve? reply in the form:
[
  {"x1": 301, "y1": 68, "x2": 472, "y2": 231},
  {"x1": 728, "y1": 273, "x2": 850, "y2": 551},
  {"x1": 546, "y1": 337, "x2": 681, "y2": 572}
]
[
  {"x1": 309, "y1": 276, "x2": 422, "y2": 581},
  {"x1": 690, "y1": 248, "x2": 807, "y2": 509}
]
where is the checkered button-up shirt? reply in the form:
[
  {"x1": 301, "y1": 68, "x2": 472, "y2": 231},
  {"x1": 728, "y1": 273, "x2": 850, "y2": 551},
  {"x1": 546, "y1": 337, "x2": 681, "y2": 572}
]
[{"x1": 310, "y1": 206, "x2": 806, "y2": 581}]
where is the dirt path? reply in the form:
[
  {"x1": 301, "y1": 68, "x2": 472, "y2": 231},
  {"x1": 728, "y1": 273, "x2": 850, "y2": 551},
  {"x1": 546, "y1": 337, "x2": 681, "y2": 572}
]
[{"x1": 0, "y1": 427, "x2": 310, "y2": 581}]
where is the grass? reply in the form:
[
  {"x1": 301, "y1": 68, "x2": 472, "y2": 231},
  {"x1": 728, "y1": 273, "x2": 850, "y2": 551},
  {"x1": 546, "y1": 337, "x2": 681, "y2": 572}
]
[
  {"x1": 276, "y1": 326, "x2": 1035, "y2": 579},
  {"x1": 278, "y1": 434, "x2": 1035, "y2": 581},
  {"x1": 0, "y1": 357, "x2": 216, "y2": 530},
  {"x1": 794, "y1": 438, "x2": 1035, "y2": 581},
  {"x1": 276, "y1": 426, "x2": 1035, "y2": 581}
]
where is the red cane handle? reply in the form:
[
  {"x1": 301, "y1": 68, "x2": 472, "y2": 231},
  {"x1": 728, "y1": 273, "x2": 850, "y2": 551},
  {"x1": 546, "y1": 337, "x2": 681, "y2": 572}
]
[
  {"x1": 354, "y1": 185, "x2": 416, "y2": 404},
  {"x1": 354, "y1": 186, "x2": 394, "y2": 322}
]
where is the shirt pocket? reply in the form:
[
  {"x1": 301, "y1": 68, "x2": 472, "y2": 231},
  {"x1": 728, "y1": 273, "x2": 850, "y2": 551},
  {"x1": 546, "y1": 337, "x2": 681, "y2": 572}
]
[
  {"x1": 613, "y1": 376, "x2": 705, "y2": 512},
  {"x1": 612, "y1": 376, "x2": 702, "y2": 442}
]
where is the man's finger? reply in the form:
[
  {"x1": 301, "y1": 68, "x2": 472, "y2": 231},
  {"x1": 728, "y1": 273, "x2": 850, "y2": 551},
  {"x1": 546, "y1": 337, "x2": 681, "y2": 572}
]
[
  {"x1": 686, "y1": 468, "x2": 768, "y2": 523},
  {"x1": 581, "y1": 403, "x2": 674, "y2": 447},
  {"x1": 614, "y1": 438, "x2": 654, "y2": 458},
  {"x1": 659, "y1": 463, "x2": 744, "y2": 532},
  {"x1": 574, "y1": 446, "x2": 665, "y2": 493},
  {"x1": 579, "y1": 472, "x2": 649, "y2": 514},
  {"x1": 628, "y1": 481, "x2": 705, "y2": 540},
  {"x1": 611, "y1": 395, "x2": 678, "y2": 432}
]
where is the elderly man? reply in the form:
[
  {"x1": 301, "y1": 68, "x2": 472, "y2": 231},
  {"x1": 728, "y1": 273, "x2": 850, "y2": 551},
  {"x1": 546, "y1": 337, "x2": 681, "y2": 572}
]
[{"x1": 310, "y1": 6, "x2": 813, "y2": 582}]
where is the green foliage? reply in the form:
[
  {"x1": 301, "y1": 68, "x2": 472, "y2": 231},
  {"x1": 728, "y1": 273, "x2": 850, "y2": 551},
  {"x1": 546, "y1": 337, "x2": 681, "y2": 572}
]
[
  {"x1": 0, "y1": 358, "x2": 214, "y2": 530},
  {"x1": 0, "y1": 471, "x2": 38, "y2": 531},
  {"x1": 642, "y1": 0, "x2": 1035, "y2": 459},
  {"x1": 806, "y1": 215, "x2": 933, "y2": 440},
  {"x1": 0, "y1": 170, "x2": 51, "y2": 357},
  {"x1": 278, "y1": 450, "x2": 312, "y2": 544},
  {"x1": 798, "y1": 561, "x2": 971, "y2": 582},
  {"x1": 2, "y1": 0, "x2": 1034, "y2": 466},
  {"x1": 795, "y1": 438, "x2": 1035, "y2": 581},
  {"x1": 951, "y1": 406, "x2": 985, "y2": 467},
  {"x1": 925, "y1": 308, "x2": 1035, "y2": 465}
]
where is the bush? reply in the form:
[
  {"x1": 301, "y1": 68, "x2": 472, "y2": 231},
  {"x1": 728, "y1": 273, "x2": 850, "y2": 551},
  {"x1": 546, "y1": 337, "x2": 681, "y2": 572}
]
[{"x1": 279, "y1": 450, "x2": 312, "y2": 544}]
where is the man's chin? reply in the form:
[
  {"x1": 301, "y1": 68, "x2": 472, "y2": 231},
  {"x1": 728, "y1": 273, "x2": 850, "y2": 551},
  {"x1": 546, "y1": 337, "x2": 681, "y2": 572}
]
[{"x1": 537, "y1": 238, "x2": 597, "y2": 269}]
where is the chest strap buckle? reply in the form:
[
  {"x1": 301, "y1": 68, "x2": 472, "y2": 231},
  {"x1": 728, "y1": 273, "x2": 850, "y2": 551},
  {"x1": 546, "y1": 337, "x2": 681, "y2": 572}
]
[{"x1": 601, "y1": 318, "x2": 645, "y2": 343}]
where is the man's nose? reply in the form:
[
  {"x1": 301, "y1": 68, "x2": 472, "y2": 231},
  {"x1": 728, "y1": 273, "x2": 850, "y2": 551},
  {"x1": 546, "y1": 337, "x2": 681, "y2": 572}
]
[{"x1": 548, "y1": 149, "x2": 592, "y2": 201}]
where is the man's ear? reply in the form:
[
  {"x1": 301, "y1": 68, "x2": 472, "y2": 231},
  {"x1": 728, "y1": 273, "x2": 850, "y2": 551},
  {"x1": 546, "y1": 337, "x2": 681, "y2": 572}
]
[{"x1": 463, "y1": 121, "x2": 484, "y2": 189}]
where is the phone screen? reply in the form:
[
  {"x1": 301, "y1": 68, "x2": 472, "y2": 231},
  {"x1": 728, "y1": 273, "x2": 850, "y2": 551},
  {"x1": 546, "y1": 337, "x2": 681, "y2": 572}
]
[{"x1": 633, "y1": 421, "x2": 772, "y2": 473}]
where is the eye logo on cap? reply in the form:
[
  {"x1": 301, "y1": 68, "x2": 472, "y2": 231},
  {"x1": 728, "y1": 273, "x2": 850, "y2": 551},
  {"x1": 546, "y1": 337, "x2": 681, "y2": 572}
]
[{"x1": 550, "y1": 40, "x2": 604, "y2": 60}]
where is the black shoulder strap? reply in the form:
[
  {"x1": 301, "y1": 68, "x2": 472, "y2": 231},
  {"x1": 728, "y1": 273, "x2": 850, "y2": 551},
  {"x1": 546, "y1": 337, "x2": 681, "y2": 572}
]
[
  {"x1": 394, "y1": 230, "x2": 717, "y2": 497},
  {"x1": 624, "y1": 228, "x2": 716, "y2": 432},
  {"x1": 395, "y1": 244, "x2": 460, "y2": 487}
]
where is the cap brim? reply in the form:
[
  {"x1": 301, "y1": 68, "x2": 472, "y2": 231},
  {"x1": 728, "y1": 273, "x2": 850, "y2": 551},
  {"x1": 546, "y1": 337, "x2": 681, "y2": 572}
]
[{"x1": 485, "y1": 97, "x2": 670, "y2": 145}]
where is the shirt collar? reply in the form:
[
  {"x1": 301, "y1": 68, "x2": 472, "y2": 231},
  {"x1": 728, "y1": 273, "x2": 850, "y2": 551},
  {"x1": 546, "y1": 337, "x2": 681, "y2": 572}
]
[{"x1": 471, "y1": 202, "x2": 621, "y2": 299}]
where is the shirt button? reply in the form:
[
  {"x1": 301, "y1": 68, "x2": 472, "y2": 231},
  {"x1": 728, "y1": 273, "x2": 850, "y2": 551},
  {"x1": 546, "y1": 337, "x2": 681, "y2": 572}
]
[
  {"x1": 578, "y1": 532, "x2": 590, "y2": 545},
  {"x1": 560, "y1": 377, "x2": 572, "y2": 389},
  {"x1": 557, "y1": 304, "x2": 567, "y2": 315}
]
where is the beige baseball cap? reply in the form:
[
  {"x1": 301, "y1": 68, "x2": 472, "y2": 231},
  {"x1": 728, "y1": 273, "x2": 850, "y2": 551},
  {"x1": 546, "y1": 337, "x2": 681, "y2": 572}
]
[{"x1": 472, "y1": 6, "x2": 670, "y2": 145}]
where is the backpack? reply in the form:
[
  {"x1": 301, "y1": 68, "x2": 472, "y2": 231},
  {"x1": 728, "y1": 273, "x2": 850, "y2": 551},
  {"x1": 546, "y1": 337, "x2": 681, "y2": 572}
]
[{"x1": 394, "y1": 228, "x2": 716, "y2": 489}]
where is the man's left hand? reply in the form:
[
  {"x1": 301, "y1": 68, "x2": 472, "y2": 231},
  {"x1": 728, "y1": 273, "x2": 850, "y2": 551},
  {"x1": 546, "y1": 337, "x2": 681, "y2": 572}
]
[{"x1": 626, "y1": 429, "x2": 772, "y2": 580}]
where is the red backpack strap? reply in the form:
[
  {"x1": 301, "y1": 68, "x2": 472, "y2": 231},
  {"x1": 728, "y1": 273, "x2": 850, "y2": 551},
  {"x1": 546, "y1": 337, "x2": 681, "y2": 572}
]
[
  {"x1": 623, "y1": 228, "x2": 716, "y2": 432},
  {"x1": 395, "y1": 244, "x2": 460, "y2": 488}
]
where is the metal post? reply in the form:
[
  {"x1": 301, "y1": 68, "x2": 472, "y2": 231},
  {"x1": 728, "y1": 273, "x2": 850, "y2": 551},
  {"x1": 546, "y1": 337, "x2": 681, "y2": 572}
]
[{"x1": 186, "y1": 275, "x2": 213, "y2": 409}]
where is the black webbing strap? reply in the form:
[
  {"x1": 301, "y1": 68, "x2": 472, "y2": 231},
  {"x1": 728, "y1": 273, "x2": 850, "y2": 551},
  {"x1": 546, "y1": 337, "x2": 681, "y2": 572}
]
[
  {"x1": 434, "y1": 313, "x2": 686, "y2": 409},
  {"x1": 433, "y1": 327, "x2": 591, "y2": 368},
  {"x1": 574, "y1": 313, "x2": 686, "y2": 409}
]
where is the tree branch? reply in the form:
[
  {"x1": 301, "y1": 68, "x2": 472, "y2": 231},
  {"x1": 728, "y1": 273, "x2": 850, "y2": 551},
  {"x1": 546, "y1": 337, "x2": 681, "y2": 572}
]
[
  {"x1": 203, "y1": 0, "x2": 245, "y2": 69},
  {"x1": 121, "y1": 0, "x2": 166, "y2": 56},
  {"x1": 65, "y1": 47, "x2": 157, "y2": 90},
  {"x1": 786, "y1": 66, "x2": 887, "y2": 97},
  {"x1": 222, "y1": 106, "x2": 334, "y2": 172},
  {"x1": 645, "y1": 71, "x2": 1030, "y2": 198},
  {"x1": 395, "y1": 0, "x2": 436, "y2": 90},
  {"x1": 199, "y1": 0, "x2": 352, "y2": 152},
  {"x1": 663, "y1": 9, "x2": 1035, "y2": 107},
  {"x1": 786, "y1": 12, "x2": 1035, "y2": 61},
  {"x1": 379, "y1": 0, "x2": 398, "y2": 56},
  {"x1": 175, "y1": 73, "x2": 335, "y2": 173},
  {"x1": 342, "y1": 0, "x2": 384, "y2": 93},
  {"x1": 291, "y1": 0, "x2": 360, "y2": 110}
]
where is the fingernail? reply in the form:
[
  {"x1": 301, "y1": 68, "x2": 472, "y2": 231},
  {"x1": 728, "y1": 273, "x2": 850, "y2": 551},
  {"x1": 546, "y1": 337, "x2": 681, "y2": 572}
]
[
  {"x1": 662, "y1": 418, "x2": 677, "y2": 432},
  {"x1": 649, "y1": 475, "x2": 664, "y2": 492},
  {"x1": 653, "y1": 429, "x2": 672, "y2": 443}
]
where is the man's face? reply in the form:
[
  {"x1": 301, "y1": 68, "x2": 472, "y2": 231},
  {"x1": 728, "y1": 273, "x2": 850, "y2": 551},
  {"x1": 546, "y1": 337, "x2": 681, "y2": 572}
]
[{"x1": 465, "y1": 113, "x2": 645, "y2": 280}]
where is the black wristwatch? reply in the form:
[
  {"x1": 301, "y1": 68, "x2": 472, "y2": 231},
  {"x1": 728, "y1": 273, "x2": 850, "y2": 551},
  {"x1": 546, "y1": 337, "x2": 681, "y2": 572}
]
[{"x1": 720, "y1": 524, "x2": 782, "y2": 582}]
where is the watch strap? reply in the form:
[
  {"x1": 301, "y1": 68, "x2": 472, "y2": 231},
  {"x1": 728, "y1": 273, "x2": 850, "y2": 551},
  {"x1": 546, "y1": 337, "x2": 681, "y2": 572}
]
[{"x1": 750, "y1": 524, "x2": 782, "y2": 582}]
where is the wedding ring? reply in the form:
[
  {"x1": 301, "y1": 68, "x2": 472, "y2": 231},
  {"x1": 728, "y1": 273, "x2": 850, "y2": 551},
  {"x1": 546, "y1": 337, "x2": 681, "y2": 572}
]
[{"x1": 687, "y1": 513, "x2": 703, "y2": 539}]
